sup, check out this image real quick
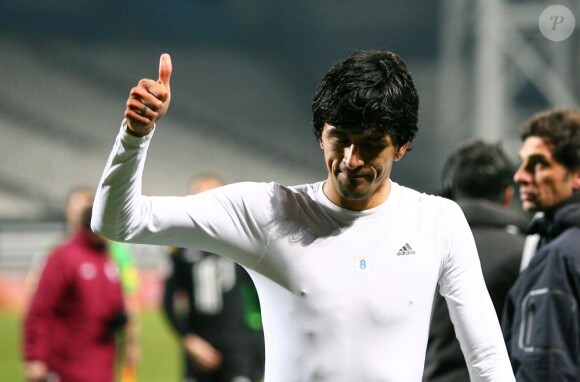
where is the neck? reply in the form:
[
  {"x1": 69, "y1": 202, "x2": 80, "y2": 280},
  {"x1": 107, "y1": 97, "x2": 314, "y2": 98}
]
[{"x1": 323, "y1": 179, "x2": 392, "y2": 211}]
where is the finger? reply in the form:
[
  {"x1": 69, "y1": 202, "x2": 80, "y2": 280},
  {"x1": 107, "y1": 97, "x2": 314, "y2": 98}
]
[
  {"x1": 127, "y1": 98, "x2": 148, "y2": 116},
  {"x1": 191, "y1": 354, "x2": 211, "y2": 372},
  {"x1": 158, "y1": 53, "x2": 172, "y2": 88},
  {"x1": 126, "y1": 99, "x2": 153, "y2": 123},
  {"x1": 125, "y1": 108, "x2": 150, "y2": 125},
  {"x1": 197, "y1": 356, "x2": 220, "y2": 372},
  {"x1": 130, "y1": 85, "x2": 163, "y2": 110}
]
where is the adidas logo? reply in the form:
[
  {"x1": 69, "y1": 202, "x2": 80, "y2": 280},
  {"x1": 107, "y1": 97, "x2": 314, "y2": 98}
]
[{"x1": 397, "y1": 243, "x2": 416, "y2": 256}]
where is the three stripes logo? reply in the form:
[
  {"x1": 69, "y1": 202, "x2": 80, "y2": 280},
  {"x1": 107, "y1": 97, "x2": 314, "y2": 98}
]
[{"x1": 397, "y1": 243, "x2": 416, "y2": 256}]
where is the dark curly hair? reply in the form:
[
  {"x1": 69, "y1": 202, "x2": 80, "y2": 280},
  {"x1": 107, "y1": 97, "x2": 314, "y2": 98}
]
[
  {"x1": 520, "y1": 108, "x2": 580, "y2": 171},
  {"x1": 311, "y1": 50, "x2": 419, "y2": 149},
  {"x1": 440, "y1": 139, "x2": 514, "y2": 203}
]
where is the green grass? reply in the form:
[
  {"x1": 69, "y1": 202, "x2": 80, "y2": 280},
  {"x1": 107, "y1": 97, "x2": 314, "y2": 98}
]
[
  {"x1": 0, "y1": 311, "x2": 22, "y2": 381},
  {"x1": 136, "y1": 309, "x2": 181, "y2": 381},
  {"x1": 1, "y1": 309, "x2": 182, "y2": 382}
]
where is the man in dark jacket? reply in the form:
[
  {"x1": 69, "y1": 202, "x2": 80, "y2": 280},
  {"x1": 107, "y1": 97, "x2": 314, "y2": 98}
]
[
  {"x1": 424, "y1": 140, "x2": 528, "y2": 382},
  {"x1": 502, "y1": 108, "x2": 580, "y2": 381}
]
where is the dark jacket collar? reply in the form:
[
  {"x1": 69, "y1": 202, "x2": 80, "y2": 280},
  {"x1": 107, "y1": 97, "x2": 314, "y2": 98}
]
[
  {"x1": 528, "y1": 192, "x2": 580, "y2": 239},
  {"x1": 456, "y1": 198, "x2": 529, "y2": 233}
]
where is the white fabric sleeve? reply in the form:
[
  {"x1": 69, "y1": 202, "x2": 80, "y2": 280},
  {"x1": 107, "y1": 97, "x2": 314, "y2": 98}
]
[
  {"x1": 439, "y1": 201, "x2": 515, "y2": 382},
  {"x1": 91, "y1": 120, "x2": 268, "y2": 268}
]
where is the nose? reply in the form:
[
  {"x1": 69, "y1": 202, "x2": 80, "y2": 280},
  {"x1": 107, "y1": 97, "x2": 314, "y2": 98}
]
[
  {"x1": 344, "y1": 144, "x2": 364, "y2": 169},
  {"x1": 513, "y1": 162, "x2": 531, "y2": 185}
]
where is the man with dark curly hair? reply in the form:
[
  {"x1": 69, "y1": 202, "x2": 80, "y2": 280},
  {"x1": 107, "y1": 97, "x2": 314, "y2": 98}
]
[
  {"x1": 502, "y1": 108, "x2": 580, "y2": 381},
  {"x1": 92, "y1": 51, "x2": 514, "y2": 381}
]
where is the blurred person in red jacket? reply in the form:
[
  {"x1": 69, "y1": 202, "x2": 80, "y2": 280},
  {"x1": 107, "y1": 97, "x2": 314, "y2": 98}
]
[{"x1": 22, "y1": 190, "x2": 127, "y2": 382}]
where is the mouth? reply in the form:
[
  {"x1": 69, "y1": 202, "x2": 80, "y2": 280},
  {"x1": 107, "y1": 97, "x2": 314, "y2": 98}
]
[
  {"x1": 345, "y1": 172, "x2": 366, "y2": 178},
  {"x1": 340, "y1": 171, "x2": 370, "y2": 181},
  {"x1": 519, "y1": 191, "x2": 536, "y2": 202}
]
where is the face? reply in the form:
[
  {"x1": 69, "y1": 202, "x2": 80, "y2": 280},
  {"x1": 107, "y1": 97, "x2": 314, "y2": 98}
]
[
  {"x1": 320, "y1": 123, "x2": 408, "y2": 211},
  {"x1": 189, "y1": 177, "x2": 223, "y2": 195},
  {"x1": 66, "y1": 190, "x2": 94, "y2": 230},
  {"x1": 514, "y1": 136, "x2": 580, "y2": 212},
  {"x1": 65, "y1": 189, "x2": 107, "y2": 243}
]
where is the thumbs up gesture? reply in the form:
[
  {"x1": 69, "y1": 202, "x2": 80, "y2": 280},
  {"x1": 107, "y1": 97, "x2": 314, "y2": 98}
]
[{"x1": 125, "y1": 53, "x2": 172, "y2": 137}]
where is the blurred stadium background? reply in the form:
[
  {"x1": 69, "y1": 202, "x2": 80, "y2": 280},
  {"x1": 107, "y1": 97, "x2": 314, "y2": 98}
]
[{"x1": 1, "y1": 0, "x2": 579, "y2": 380}]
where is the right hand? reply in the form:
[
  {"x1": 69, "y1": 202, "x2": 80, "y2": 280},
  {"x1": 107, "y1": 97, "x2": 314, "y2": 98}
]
[
  {"x1": 24, "y1": 360, "x2": 48, "y2": 382},
  {"x1": 125, "y1": 53, "x2": 172, "y2": 137},
  {"x1": 183, "y1": 334, "x2": 223, "y2": 373}
]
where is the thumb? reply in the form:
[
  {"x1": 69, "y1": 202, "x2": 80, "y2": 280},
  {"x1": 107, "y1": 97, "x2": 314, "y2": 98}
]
[{"x1": 158, "y1": 53, "x2": 172, "y2": 87}]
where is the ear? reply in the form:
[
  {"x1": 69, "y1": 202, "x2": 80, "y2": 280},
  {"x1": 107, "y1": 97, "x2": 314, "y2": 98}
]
[
  {"x1": 319, "y1": 140, "x2": 324, "y2": 149},
  {"x1": 572, "y1": 169, "x2": 580, "y2": 191},
  {"x1": 394, "y1": 142, "x2": 410, "y2": 161},
  {"x1": 502, "y1": 185, "x2": 514, "y2": 207}
]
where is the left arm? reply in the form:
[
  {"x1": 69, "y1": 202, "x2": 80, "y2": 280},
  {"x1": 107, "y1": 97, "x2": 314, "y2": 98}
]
[
  {"x1": 439, "y1": 201, "x2": 515, "y2": 382},
  {"x1": 161, "y1": 250, "x2": 193, "y2": 336}
]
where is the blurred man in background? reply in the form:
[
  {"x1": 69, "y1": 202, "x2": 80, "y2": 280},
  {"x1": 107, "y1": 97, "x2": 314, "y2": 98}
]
[
  {"x1": 502, "y1": 108, "x2": 580, "y2": 381},
  {"x1": 22, "y1": 189, "x2": 131, "y2": 382},
  {"x1": 65, "y1": 188, "x2": 141, "y2": 380},
  {"x1": 424, "y1": 140, "x2": 528, "y2": 382},
  {"x1": 163, "y1": 174, "x2": 264, "y2": 382}
]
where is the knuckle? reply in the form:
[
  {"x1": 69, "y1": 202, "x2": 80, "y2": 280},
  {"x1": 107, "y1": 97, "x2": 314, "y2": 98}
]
[{"x1": 129, "y1": 88, "x2": 141, "y2": 98}]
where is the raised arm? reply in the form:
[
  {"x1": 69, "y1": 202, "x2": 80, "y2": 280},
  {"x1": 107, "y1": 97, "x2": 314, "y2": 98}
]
[
  {"x1": 91, "y1": 53, "x2": 174, "y2": 242},
  {"x1": 125, "y1": 53, "x2": 172, "y2": 137},
  {"x1": 91, "y1": 54, "x2": 269, "y2": 267}
]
